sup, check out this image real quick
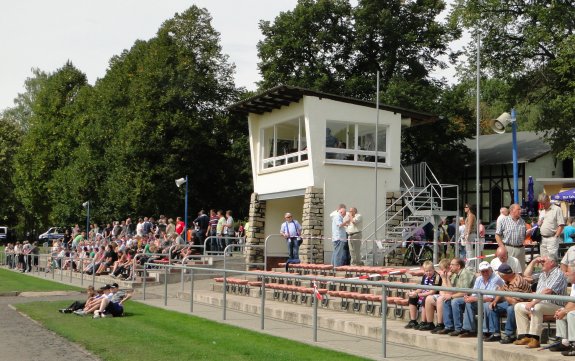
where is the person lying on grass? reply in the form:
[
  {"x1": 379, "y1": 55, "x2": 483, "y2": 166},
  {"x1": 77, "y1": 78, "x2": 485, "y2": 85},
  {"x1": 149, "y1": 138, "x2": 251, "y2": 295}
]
[
  {"x1": 59, "y1": 285, "x2": 96, "y2": 313},
  {"x1": 74, "y1": 283, "x2": 132, "y2": 318}
]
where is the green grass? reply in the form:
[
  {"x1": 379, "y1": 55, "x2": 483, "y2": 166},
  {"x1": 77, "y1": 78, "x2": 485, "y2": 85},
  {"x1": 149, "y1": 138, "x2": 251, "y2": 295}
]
[
  {"x1": 17, "y1": 301, "x2": 370, "y2": 361},
  {"x1": 0, "y1": 268, "x2": 82, "y2": 293}
]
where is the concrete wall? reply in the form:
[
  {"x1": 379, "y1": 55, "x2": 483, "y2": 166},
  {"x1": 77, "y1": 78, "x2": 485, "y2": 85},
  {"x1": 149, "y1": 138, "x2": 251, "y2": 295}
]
[
  {"x1": 263, "y1": 196, "x2": 305, "y2": 257},
  {"x1": 526, "y1": 154, "x2": 563, "y2": 196}
]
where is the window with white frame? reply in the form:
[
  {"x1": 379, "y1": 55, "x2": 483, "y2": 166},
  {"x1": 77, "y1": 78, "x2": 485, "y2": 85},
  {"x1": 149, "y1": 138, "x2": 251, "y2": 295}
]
[
  {"x1": 261, "y1": 116, "x2": 307, "y2": 169},
  {"x1": 325, "y1": 121, "x2": 388, "y2": 165}
]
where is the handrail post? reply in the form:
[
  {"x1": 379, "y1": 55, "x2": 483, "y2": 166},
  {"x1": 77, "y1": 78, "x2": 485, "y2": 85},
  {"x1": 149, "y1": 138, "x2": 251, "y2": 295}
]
[
  {"x1": 164, "y1": 264, "x2": 168, "y2": 306},
  {"x1": 190, "y1": 267, "x2": 195, "y2": 313},
  {"x1": 181, "y1": 261, "x2": 185, "y2": 292},
  {"x1": 313, "y1": 286, "x2": 318, "y2": 342},
  {"x1": 80, "y1": 256, "x2": 84, "y2": 286},
  {"x1": 477, "y1": 293, "x2": 484, "y2": 361},
  {"x1": 260, "y1": 273, "x2": 266, "y2": 330},
  {"x1": 143, "y1": 265, "x2": 147, "y2": 300},
  {"x1": 381, "y1": 284, "x2": 387, "y2": 358},
  {"x1": 223, "y1": 270, "x2": 227, "y2": 320},
  {"x1": 69, "y1": 253, "x2": 73, "y2": 283}
]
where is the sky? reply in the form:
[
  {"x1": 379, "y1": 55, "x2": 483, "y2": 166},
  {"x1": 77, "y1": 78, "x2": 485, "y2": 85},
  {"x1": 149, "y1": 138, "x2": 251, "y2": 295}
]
[
  {"x1": 0, "y1": 0, "x2": 460, "y2": 112},
  {"x1": 0, "y1": 0, "x2": 302, "y2": 111}
]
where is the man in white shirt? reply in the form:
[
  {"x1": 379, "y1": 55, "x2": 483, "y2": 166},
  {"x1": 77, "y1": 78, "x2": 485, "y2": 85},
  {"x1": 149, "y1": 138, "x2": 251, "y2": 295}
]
[
  {"x1": 490, "y1": 246, "x2": 522, "y2": 274},
  {"x1": 344, "y1": 207, "x2": 363, "y2": 266},
  {"x1": 538, "y1": 194, "x2": 565, "y2": 258},
  {"x1": 497, "y1": 207, "x2": 509, "y2": 229}
]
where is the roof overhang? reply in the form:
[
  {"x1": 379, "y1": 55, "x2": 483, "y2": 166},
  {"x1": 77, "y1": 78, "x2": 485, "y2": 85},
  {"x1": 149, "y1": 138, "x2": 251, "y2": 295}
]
[{"x1": 228, "y1": 85, "x2": 438, "y2": 126}]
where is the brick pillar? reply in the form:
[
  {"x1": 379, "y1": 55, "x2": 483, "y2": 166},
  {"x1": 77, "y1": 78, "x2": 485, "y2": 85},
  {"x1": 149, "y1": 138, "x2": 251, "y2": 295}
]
[
  {"x1": 246, "y1": 192, "x2": 266, "y2": 269},
  {"x1": 300, "y1": 186, "x2": 324, "y2": 264}
]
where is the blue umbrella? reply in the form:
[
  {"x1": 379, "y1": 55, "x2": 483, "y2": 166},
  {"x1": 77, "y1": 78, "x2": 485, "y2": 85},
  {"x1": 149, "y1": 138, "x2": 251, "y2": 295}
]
[
  {"x1": 527, "y1": 176, "x2": 534, "y2": 202},
  {"x1": 553, "y1": 188, "x2": 575, "y2": 202},
  {"x1": 527, "y1": 176, "x2": 535, "y2": 215}
]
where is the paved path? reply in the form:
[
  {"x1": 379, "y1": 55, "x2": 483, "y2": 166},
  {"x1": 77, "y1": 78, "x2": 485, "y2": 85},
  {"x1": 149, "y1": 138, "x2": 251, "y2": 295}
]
[{"x1": 0, "y1": 292, "x2": 101, "y2": 361}]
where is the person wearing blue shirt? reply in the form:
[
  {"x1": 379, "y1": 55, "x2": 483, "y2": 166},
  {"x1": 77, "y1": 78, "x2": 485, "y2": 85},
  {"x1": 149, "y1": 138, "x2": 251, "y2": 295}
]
[
  {"x1": 331, "y1": 205, "x2": 348, "y2": 266},
  {"x1": 563, "y1": 217, "x2": 575, "y2": 243}
]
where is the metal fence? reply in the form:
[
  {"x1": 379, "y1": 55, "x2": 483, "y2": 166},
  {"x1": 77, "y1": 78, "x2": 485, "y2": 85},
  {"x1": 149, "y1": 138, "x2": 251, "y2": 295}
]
[{"x1": 138, "y1": 263, "x2": 573, "y2": 361}]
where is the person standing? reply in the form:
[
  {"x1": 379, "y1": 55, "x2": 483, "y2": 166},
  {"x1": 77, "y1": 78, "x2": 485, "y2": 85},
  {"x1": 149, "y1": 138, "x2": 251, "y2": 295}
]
[
  {"x1": 345, "y1": 207, "x2": 363, "y2": 266},
  {"x1": 538, "y1": 193, "x2": 565, "y2": 258},
  {"x1": 463, "y1": 204, "x2": 478, "y2": 269},
  {"x1": 496, "y1": 203, "x2": 528, "y2": 270},
  {"x1": 224, "y1": 210, "x2": 235, "y2": 252},
  {"x1": 194, "y1": 210, "x2": 210, "y2": 250},
  {"x1": 331, "y1": 205, "x2": 348, "y2": 267},
  {"x1": 280, "y1": 213, "x2": 302, "y2": 260},
  {"x1": 563, "y1": 217, "x2": 575, "y2": 244},
  {"x1": 497, "y1": 207, "x2": 509, "y2": 229}
]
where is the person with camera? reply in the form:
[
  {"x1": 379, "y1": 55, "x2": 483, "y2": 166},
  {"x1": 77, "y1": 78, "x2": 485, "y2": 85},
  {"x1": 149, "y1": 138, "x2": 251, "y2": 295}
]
[{"x1": 280, "y1": 213, "x2": 302, "y2": 260}]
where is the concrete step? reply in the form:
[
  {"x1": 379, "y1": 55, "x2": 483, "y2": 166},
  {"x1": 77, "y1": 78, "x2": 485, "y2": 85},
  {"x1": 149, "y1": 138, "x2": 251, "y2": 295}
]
[{"x1": 177, "y1": 288, "x2": 559, "y2": 361}]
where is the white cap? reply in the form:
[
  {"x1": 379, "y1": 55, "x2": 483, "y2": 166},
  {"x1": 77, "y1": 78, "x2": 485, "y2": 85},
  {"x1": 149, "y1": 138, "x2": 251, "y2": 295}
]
[{"x1": 478, "y1": 261, "x2": 491, "y2": 271}]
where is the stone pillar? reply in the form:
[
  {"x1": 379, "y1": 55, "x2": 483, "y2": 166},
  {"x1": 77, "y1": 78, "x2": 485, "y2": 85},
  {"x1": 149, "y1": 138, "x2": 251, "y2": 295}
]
[
  {"x1": 300, "y1": 186, "x2": 324, "y2": 264},
  {"x1": 246, "y1": 192, "x2": 266, "y2": 269}
]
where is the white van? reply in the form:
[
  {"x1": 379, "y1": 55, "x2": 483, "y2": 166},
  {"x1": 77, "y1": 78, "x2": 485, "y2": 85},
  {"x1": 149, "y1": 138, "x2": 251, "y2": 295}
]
[{"x1": 0, "y1": 226, "x2": 7, "y2": 244}]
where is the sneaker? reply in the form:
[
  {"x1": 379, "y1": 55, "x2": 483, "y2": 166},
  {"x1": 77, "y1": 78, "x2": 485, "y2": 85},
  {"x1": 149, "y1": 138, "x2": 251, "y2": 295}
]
[
  {"x1": 419, "y1": 323, "x2": 436, "y2": 331},
  {"x1": 73, "y1": 310, "x2": 86, "y2": 316},
  {"x1": 449, "y1": 330, "x2": 464, "y2": 337},
  {"x1": 58, "y1": 308, "x2": 66, "y2": 313},
  {"x1": 430, "y1": 323, "x2": 445, "y2": 334},
  {"x1": 437, "y1": 328, "x2": 454, "y2": 335},
  {"x1": 404, "y1": 320, "x2": 418, "y2": 329},
  {"x1": 499, "y1": 335, "x2": 516, "y2": 344},
  {"x1": 101, "y1": 313, "x2": 108, "y2": 318},
  {"x1": 561, "y1": 345, "x2": 575, "y2": 356},
  {"x1": 93, "y1": 311, "x2": 100, "y2": 319},
  {"x1": 484, "y1": 334, "x2": 501, "y2": 342},
  {"x1": 550, "y1": 343, "x2": 571, "y2": 352}
]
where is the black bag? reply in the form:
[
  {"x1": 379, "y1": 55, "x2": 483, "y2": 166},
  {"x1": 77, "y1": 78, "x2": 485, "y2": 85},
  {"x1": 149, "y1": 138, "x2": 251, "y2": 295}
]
[{"x1": 531, "y1": 226, "x2": 542, "y2": 242}]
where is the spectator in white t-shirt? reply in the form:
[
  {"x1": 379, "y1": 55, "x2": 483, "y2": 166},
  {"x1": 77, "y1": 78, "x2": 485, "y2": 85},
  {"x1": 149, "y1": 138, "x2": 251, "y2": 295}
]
[{"x1": 490, "y1": 246, "x2": 522, "y2": 275}]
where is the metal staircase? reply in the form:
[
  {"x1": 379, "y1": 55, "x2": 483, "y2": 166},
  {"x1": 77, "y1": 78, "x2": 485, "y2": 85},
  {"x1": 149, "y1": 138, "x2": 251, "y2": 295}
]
[{"x1": 362, "y1": 162, "x2": 458, "y2": 265}]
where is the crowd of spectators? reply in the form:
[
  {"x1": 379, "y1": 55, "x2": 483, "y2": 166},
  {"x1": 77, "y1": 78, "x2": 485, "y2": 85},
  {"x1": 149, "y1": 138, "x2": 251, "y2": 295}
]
[{"x1": 22, "y1": 210, "x2": 247, "y2": 279}]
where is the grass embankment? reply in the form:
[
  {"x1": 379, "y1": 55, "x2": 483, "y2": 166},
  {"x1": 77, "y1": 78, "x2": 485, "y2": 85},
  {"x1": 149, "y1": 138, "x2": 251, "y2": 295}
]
[
  {"x1": 0, "y1": 268, "x2": 81, "y2": 293},
  {"x1": 17, "y1": 300, "x2": 370, "y2": 361}
]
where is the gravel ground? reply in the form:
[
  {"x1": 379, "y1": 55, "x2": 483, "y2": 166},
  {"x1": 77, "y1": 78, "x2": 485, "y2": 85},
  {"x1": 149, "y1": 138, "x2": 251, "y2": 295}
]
[{"x1": 0, "y1": 292, "x2": 101, "y2": 361}]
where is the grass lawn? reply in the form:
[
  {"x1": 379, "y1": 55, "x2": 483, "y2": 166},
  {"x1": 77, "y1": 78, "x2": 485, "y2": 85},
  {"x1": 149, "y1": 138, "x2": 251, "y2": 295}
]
[
  {"x1": 17, "y1": 300, "x2": 371, "y2": 361},
  {"x1": 0, "y1": 268, "x2": 82, "y2": 293}
]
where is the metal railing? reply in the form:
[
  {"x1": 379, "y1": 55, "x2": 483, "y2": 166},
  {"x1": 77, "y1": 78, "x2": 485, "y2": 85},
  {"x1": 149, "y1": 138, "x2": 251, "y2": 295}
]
[{"x1": 138, "y1": 263, "x2": 574, "y2": 361}]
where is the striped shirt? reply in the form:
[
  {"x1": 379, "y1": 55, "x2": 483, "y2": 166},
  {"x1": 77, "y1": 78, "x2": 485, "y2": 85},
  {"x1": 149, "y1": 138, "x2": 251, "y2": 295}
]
[
  {"x1": 500, "y1": 274, "x2": 532, "y2": 302},
  {"x1": 496, "y1": 216, "x2": 526, "y2": 247},
  {"x1": 536, "y1": 267, "x2": 568, "y2": 306}
]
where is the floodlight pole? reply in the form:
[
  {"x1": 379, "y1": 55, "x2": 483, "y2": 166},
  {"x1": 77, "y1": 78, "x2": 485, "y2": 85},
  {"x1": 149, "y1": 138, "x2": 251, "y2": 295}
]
[
  {"x1": 83, "y1": 201, "x2": 90, "y2": 237},
  {"x1": 511, "y1": 109, "x2": 519, "y2": 204},
  {"x1": 184, "y1": 175, "x2": 189, "y2": 239}
]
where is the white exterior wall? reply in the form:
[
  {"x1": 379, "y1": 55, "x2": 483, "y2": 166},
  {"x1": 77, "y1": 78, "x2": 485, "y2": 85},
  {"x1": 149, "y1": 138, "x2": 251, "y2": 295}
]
[
  {"x1": 526, "y1": 154, "x2": 563, "y2": 196},
  {"x1": 248, "y1": 102, "x2": 313, "y2": 195}
]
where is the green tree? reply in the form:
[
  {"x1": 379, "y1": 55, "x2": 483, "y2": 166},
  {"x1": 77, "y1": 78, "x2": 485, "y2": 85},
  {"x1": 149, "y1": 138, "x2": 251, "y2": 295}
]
[
  {"x1": 1, "y1": 68, "x2": 48, "y2": 132},
  {"x1": 12, "y1": 62, "x2": 89, "y2": 231},
  {"x1": 450, "y1": 0, "x2": 575, "y2": 159},
  {"x1": 93, "y1": 6, "x2": 249, "y2": 221},
  {"x1": 0, "y1": 116, "x2": 23, "y2": 226}
]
